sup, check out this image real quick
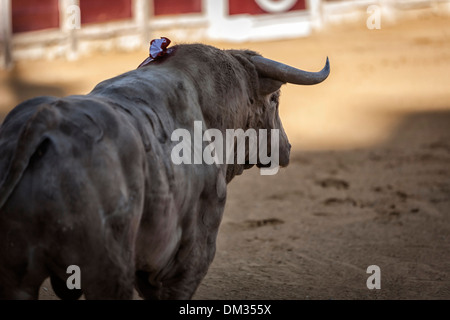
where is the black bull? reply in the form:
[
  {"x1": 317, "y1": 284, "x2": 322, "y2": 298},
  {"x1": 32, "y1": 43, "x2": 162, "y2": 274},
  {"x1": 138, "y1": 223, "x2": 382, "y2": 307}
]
[{"x1": 0, "y1": 44, "x2": 329, "y2": 299}]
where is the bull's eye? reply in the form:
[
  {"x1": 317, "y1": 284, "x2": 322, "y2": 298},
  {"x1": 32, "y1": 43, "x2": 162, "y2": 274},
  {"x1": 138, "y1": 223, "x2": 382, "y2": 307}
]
[{"x1": 270, "y1": 94, "x2": 279, "y2": 109}]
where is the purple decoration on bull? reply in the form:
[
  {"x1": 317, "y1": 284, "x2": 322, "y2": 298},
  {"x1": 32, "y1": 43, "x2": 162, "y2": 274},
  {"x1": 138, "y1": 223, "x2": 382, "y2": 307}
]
[{"x1": 137, "y1": 37, "x2": 171, "y2": 69}]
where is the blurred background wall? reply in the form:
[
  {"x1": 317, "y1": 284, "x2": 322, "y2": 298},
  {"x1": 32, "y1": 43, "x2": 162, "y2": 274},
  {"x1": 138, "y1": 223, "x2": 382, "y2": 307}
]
[{"x1": 1, "y1": 0, "x2": 449, "y2": 68}]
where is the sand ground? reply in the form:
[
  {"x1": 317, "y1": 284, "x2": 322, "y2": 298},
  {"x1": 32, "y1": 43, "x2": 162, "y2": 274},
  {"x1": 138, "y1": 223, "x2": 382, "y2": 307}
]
[{"x1": 0, "y1": 12, "x2": 449, "y2": 299}]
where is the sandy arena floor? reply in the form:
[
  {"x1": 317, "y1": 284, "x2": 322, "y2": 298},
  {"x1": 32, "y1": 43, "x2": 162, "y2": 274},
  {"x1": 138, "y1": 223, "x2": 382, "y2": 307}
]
[{"x1": 0, "y1": 12, "x2": 449, "y2": 299}]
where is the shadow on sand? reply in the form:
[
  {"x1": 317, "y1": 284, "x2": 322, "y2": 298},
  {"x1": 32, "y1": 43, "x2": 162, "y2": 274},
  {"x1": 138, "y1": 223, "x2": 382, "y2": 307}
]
[{"x1": 200, "y1": 108, "x2": 450, "y2": 300}]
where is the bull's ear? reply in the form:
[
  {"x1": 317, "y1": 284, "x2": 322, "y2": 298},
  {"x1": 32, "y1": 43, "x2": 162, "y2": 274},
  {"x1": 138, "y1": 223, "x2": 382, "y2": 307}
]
[{"x1": 259, "y1": 77, "x2": 285, "y2": 95}]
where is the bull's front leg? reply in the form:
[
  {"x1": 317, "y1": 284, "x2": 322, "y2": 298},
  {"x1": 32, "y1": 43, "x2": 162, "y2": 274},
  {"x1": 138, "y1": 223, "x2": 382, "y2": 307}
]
[
  {"x1": 136, "y1": 234, "x2": 218, "y2": 300},
  {"x1": 136, "y1": 189, "x2": 226, "y2": 300}
]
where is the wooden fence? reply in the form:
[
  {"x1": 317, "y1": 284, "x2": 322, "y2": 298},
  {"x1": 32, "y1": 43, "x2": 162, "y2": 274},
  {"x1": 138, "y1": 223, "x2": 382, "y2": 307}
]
[{"x1": 1, "y1": 0, "x2": 448, "y2": 68}]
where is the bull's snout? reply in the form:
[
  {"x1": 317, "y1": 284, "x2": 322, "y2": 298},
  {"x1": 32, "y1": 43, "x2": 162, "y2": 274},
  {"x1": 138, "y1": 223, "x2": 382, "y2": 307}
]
[
  {"x1": 256, "y1": 141, "x2": 290, "y2": 168},
  {"x1": 279, "y1": 142, "x2": 291, "y2": 167}
]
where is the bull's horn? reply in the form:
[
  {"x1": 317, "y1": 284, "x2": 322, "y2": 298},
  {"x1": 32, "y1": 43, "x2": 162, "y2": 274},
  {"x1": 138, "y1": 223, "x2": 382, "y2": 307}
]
[{"x1": 251, "y1": 56, "x2": 330, "y2": 85}]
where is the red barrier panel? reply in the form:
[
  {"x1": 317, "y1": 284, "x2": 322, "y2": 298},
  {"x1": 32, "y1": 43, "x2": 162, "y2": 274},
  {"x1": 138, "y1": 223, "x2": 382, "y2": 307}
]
[
  {"x1": 80, "y1": 0, "x2": 132, "y2": 25},
  {"x1": 229, "y1": 0, "x2": 306, "y2": 15},
  {"x1": 12, "y1": 0, "x2": 59, "y2": 33},
  {"x1": 153, "y1": 0, "x2": 202, "y2": 16}
]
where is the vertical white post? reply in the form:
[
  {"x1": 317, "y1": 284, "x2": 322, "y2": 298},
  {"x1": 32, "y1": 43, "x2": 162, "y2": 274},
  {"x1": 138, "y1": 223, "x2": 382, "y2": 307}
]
[
  {"x1": 308, "y1": 0, "x2": 323, "y2": 31},
  {"x1": 205, "y1": 0, "x2": 228, "y2": 40},
  {"x1": 134, "y1": 0, "x2": 151, "y2": 47},
  {"x1": 0, "y1": 0, "x2": 13, "y2": 69},
  {"x1": 59, "y1": 0, "x2": 80, "y2": 61}
]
